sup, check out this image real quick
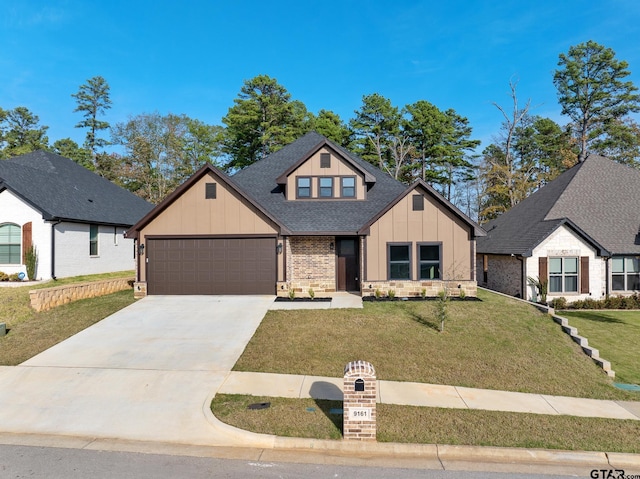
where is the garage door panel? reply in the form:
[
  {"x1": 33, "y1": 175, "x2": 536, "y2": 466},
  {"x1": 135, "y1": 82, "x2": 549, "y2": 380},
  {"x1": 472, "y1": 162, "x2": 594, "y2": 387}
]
[{"x1": 147, "y1": 237, "x2": 276, "y2": 295}]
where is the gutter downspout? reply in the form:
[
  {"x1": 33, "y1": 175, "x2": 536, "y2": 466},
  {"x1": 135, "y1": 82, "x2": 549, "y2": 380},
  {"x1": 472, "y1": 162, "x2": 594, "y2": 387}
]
[
  {"x1": 516, "y1": 255, "x2": 526, "y2": 300},
  {"x1": 51, "y1": 220, "x2": 61, "y2": 280}
]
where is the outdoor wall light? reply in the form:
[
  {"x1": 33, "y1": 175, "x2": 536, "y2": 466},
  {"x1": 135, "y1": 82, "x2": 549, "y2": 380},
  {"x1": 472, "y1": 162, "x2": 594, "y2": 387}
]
[
  {"x1": 138, "y1": 243, "x2": 145, "y2": 256},
  {"x1": 276, "y1": 243, "x2": 283, "y2": 254},
  {"x1": 329, "y1": 242, "x2": 335, "y2": 252}
]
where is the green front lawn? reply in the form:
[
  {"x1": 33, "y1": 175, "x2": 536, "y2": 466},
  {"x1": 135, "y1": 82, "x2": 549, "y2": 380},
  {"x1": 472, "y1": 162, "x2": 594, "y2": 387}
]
[
  {"x1": 234, "y1": 289, "x2": 635, "y2": 400},
  {"x1": 0, "y1": 271, "x2": 136, "y2": 365},
  {"x1": 560, "y1": 310, "x2": 640, "y2": 385},
  {"x1": 211, "y1": 394, "x2": 640, "y2": 453}
]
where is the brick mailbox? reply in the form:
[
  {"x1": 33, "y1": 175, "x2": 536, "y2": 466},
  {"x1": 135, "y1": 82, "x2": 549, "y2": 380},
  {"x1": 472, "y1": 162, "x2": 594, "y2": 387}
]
[{"x1": 343, "y1": 360, "x2": 377, "y2": 441}]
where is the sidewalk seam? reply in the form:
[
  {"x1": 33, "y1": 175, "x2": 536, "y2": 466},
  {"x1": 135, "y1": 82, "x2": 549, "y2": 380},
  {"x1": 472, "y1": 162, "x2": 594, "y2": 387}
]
[
  {"x1": 453, "y1": 386, "x2": 470, "y2": 409},
  {"x1": 541, "y1": 394, "x2": 561, "y2": 415}
]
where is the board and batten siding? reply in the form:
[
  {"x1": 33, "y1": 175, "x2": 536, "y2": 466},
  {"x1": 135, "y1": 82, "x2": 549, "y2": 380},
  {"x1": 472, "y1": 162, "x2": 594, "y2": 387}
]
[
  {"x1": 285, "y1": 147, "x2": 366, "y2": 200},
  {"x1": 138, "y1": 172, "x2": 282, "y2": 283},
  {"x1": 365, "y1": 192, "x2": 473, "y2": 281}
]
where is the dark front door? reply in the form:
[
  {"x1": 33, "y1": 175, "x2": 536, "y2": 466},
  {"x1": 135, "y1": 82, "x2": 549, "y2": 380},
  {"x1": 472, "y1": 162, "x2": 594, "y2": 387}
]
[{"x1": 336, "y1": 237, "x2": 359, "y2": 292}]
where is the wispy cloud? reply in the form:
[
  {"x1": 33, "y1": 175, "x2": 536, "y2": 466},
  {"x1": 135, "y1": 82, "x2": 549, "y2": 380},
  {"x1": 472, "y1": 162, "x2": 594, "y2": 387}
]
[{"x1": 3, "y1": 4, "x2": 67, "y2": 29}]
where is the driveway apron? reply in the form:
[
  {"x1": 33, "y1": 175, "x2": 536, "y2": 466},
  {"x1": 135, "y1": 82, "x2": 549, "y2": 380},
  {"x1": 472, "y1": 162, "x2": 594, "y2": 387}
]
[{"x1": 0, "y1": 295, "x2": 274, "y2": 445}]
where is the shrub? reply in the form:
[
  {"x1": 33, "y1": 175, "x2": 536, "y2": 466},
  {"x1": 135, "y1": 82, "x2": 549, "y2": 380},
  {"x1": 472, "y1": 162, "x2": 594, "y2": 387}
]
[
  {"x1": 308, "y1": 288, "x2": 315, "y2": 300},
  {"x1": 375, "y1": 288, "x2": 382, "y2": 299},
  {"x1": 0, "y1": 272, "x2": 8, "y2": 282},
  {"x1": 25, "y1": 245, "x2": 37, "y2": 280},
  {"x1": 288, "y1": 288, "x2": 295, "y2": 300},
  {"x1": 387, "y1": 289, "x2": 396, "y2": 300},
  {"x1": 420, "y1": 288, "x2": 427, "y2": 299},
  {"x1": 551, "y1": 297, "x2": 567, "y2": 309},
  {"x1": 8, "y1": 273, "x2": 21, "y2": 282}
]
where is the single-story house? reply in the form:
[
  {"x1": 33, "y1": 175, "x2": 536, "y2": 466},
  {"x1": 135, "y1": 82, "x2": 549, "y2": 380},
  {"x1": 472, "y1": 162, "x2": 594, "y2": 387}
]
[
  {"x1": 476, "y1": 154, "x2": 640, "y2": 303},
  {"x1": 0, "y1": 150, "x2": 153, "y2": 281},
  {"x1": 127, "y1": 132, "x2": 484, "y2": 297}
]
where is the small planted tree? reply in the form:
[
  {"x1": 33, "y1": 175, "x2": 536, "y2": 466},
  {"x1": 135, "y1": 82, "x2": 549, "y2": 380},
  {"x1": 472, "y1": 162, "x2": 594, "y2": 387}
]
[{"x1": 436, "y1": 287, "x2": 450, "y2": 333}]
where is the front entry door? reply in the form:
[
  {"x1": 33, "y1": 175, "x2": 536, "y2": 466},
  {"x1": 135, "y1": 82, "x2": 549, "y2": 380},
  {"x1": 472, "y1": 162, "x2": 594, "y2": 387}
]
[{"x1": 337, "y1": 238, "x2": 359, "y2": 292}]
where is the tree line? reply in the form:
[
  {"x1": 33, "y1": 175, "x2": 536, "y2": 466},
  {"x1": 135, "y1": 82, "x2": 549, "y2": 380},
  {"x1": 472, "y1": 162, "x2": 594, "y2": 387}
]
[{"x1": 1, "y1": 40, "x2": 639, "y2": 222}]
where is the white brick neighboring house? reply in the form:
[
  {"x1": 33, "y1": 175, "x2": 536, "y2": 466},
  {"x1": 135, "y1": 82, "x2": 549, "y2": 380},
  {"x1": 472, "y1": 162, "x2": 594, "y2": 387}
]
[
  {"x1": 476, "y1": 155, "x2": 640, "y2": 303},
  {"x1": 0, "y1": 151, "x2": 153, "y2": 281}
]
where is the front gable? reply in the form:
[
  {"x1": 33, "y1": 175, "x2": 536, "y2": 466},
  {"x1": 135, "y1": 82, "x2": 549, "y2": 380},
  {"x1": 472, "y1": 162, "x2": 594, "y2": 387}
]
[
  {"x1": 132, "y1": 167, "x2": 281, "y2": 238},
  {"x1": 276, "y1": 141, "x2": 375, "y2": 201},
  {"x1": 360, "y1": 181, "x2": 483, "y2": 283}
]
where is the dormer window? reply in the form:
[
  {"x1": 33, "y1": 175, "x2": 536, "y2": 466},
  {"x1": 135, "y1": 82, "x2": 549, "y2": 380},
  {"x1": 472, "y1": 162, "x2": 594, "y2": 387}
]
[
  {"x1": 297, "y1": 177, "x2": 311, "y2": 198},
  {"x1": 319, "y1": 177, "x2": 333, "y2": 197},
  {"x1": 341, "y1": 177, "x2": 355, "y2": 198}
]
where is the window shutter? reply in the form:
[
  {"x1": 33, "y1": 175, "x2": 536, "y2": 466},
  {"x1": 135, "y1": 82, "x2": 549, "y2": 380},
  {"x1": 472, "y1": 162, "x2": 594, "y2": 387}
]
[
  {"x1": 538, "y1": 256, "x2": 548, "y2": 282},
  {"x1": 580, "y1": 256, "x2": 589, "y2": 294},
  {"x1": 22, "y1": 222, "x2": 32, "y2": 263}
]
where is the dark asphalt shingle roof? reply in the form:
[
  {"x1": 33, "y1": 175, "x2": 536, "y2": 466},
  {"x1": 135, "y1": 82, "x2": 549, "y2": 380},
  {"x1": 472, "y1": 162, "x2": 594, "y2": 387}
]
[
  {"x1": 0, "y1": 150, "x2": 153, "y2": 226},
  {"x1": 232, "y1": 131, "x2": 408, "y2": 233},
  {"x1": 477, "y1": 155, "x2": 640, "y2": 256}
]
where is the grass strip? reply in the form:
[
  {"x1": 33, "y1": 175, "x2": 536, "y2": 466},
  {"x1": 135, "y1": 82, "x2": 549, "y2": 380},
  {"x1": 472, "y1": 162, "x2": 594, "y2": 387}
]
[{"x1": 211, "y1": 394, "x2": 640, "y2": 453}]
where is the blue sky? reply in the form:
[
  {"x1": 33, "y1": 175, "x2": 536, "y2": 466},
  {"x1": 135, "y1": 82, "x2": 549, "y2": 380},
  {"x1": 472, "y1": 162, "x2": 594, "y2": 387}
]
[{"x1": 2, "y1": 1, "x2": 639, "y2": 153}]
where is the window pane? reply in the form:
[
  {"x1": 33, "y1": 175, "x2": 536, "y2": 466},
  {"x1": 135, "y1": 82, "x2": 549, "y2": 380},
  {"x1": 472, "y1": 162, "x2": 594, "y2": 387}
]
[
  {"x1": 298, "y1": 178, "x2": 310, "y2": 187},
  {"x1": 389, "y1": 245, "x2": 409, "y2": 262},
  {"x1": 612, "y1": 275, "x2": 625, "y2": 291},
  {"x1": 420, "y1": 263, "x2": 440, "y2": 280},
  {"x1": 338, "y1": 239, "x2": 356, "y2": 255},
  {"x1": 297, "y1": 177, "x2": 311, "y2": 197},
  {"x1": 420, "y1": 245, "x2": 439, "y2": 261},
  {"x1": 341, "y1": 177, "x2": 355, "y2": 197},
  {"x1": 90, "y1": 225, "x2": 98, "y2": 256},
  {"x1": 549, "y1": 258, "x2": 562, "y2": 274},
  {"x1": 390, "y1": 263, "x2": 410, "y2": 280},
  {"x1": 549, "y1": 276, "x2": 563, "y2": 293},
  {"x1": 0, "y1": 245, "x2": 20, "y2": 264},
  {"x1": 612, "y1": 257, "x2": 625, "y2": 273},
  {"x1": 563, "y1": 257, "x2": 577, "y2": 274},
  {"x1": 628, "y1": 274, "x2": 640, "y2": 291},
  {"x1": 319, "y1": 178, "x2": 333, "y2": 197},
  {"x1": 626, "y1": 258, "x2": 640, "y2": 273},
  {"x1": 564, "y1": 275, "x2": 578, "y2": 292}
]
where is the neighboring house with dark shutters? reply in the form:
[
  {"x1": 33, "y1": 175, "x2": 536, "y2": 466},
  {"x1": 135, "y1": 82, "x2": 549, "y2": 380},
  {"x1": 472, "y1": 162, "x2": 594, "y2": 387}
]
[
  {"x1": 127, "y1": 132, "x2": 484, "y2": 297},
  {"x1": 0, "y1": 151, "x2": 153, "y2": 281},
  {"x1": 476, "y1": 155, "x2": 640, "y2": 303}
]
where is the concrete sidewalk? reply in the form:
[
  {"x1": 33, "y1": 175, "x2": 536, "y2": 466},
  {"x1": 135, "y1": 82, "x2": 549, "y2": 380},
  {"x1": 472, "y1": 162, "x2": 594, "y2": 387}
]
[
  {"x1": 268, "y1": 292, "x2": 363, "y2": 310},
  {"x1": 218, "y1": 371, "x2": 640, "y2": 421}
]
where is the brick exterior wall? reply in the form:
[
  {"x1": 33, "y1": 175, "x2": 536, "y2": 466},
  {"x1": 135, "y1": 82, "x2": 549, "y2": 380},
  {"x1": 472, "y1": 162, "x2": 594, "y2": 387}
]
[
  {"x1": 476, "y1": 254, "x2": 522, "y2": 298},
  {"x1": 361, "y1": 280, "x2": 476, "y2": 298},
  {"x1": 278, "y1": 236, "x2": 336, "y2": 297},
  {"x1": 343, "y1": 360, "x2": 377, "y2": 441},
  {"x1": 29, "y1": 278, "x2": 134, "y2": 312}
]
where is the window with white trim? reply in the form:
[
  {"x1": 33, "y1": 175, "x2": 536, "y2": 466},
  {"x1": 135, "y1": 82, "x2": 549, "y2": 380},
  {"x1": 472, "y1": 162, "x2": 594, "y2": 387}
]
[
  {"x1": 0, "y1": 223, "x2": 21, "y2": 264},
  {"x1": 90, "y1": 224, "x2": 99, "y2": 256},
  {"x1": 612, "y1": 257, "x2": 640, "y2": 291},
  {"x1": 549, "y1": 257, "x2": 578, "y2": 293}
]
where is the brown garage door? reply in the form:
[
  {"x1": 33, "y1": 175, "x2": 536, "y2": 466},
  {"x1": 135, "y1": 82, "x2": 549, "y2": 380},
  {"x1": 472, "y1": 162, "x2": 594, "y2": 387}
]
[{"x1": 146, "y1": 237, "x2": 276, "y2": 295}]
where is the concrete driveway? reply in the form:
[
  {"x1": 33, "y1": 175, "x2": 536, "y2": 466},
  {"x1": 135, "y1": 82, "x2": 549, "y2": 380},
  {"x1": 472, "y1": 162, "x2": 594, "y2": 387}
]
[{"x1": 0, "y1": 295, "x2": 275, "y2": 446}]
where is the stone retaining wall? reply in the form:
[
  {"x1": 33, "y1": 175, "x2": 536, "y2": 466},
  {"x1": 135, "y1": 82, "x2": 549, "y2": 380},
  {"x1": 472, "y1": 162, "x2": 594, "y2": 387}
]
[
  {"x1": 362, "y1": 280, "x2": 477, "y2": 299},
  {"x1": 29, "y1": 278, "x2": 134, "y2": 312}
]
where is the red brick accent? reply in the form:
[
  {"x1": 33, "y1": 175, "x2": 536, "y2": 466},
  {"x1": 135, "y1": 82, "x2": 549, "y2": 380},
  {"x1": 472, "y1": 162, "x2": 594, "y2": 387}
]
[{"x1": 343, "y1": 360, "x2": 377, "y2": 441}]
